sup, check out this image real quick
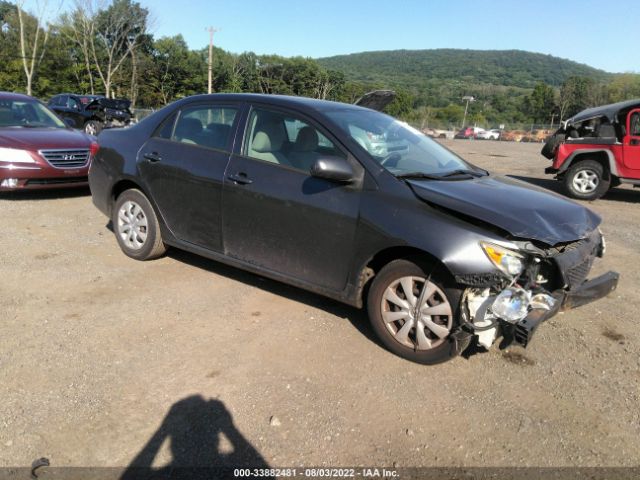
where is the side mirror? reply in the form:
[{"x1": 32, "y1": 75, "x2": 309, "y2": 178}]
[
  {"x1": 310, "y1": 156, "x2": 355, "y2": 183},
  {"x1": 63, "y1": 118, "x2": 75, "y2": 128}
]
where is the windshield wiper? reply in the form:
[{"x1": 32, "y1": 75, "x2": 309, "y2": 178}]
[
  {"x1": 394, "y1": 172, "x2": 445, "y2": 180},
  {"x1": 395, "y1": 169, "x2": 488, "y2": 181},
  {"x1": 439, "y1": 169, "x2": 487, "y2": 178}
]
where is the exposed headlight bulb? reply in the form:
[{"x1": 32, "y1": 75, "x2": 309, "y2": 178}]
[{"x1": 491, "y1": 288, "x2": 530, "y2": 323}]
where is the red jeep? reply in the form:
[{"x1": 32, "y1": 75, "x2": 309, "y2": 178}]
[{"x1": 542, "y1": 99, "x2": 640, "y2": 200}]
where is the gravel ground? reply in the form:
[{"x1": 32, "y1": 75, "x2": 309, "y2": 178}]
[{"x1": 0, "y1": 140, "x2": 639, "y2": 472}]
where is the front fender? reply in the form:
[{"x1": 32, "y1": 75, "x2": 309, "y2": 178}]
[{"x1": 350, "y1": 190, "x2": 509, "y2": 287}]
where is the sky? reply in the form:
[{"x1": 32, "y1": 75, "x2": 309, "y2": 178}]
[{"x1": 137, "y1": 0, "x2": 637, "y2": 73}]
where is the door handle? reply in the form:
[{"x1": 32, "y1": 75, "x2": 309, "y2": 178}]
[
  {"x1": 228, "y1": 172, "x2": 253, "y2": 185},
  {"x1": 143, "y1": 152, "x2": 162, "y2": 163}
]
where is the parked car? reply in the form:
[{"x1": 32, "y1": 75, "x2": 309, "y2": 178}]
[
  {"x1": 477, "y1": 129, "x2": 501, "y2": 140},
  {"x1": 48, "y1": 93, "x2": 133, "y2": 136},
  {"x1": 542, "y1": 99, "x2": 640, "y2": 200},
  {"x1": 0, "y1": 92, "x2": 97, "y2": 191},
  {"x1": 425, "y1": 128, "x2": 455, "y2": 140},
  {"x1": 89, "y1": 93, "x2": 618, "y2": 364},
  {"x1": 454, "y1": 126, "x2": 485, "y2": 139}
]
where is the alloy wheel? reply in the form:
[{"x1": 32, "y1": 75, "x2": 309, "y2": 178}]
[
  {"x1": 85, "y1": 122, "x2": 98, "y2": 135},
  {"x1": 572, "y1": 169, "x2": 600, "y2": 194}
]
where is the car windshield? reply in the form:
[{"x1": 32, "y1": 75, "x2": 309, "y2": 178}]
[
  {"x1": 325, "y1": 108, "x2": 481, "y2": 178},
  {"x1": 0, "y1": 99, "x2": 66, "y2": 128}
]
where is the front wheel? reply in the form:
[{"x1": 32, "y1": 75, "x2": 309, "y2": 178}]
[
  {"x1": 112, "y1": 189, "x2": 167, "y2": 260},
  {"x1": 84, "y1": 120, "x2": 103, "y2": 136},
  {"x1": 367, "y1": 259, "x2": 467, "y2": 364},
  {"x1": 564, "y1": 160, "x2": 610, "y2": 201}
]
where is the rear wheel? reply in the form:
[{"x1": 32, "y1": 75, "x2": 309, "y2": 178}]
[
  {"x1": 112, "y1": 189, "x2": 166, "y2": 260},
  {"x1": 367, "y1": 259, "x2": 467, "y2": 364},
  {"x1": 564, "y1": 159, "x2": 610, "y2": 200}
]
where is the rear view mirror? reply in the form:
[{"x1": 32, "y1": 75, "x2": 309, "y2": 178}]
[{"x1": 310, "y1": 156, "x2": 355, "y2": 183}]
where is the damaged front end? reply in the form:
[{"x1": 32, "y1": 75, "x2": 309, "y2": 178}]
[{"x1": 456, "y1": 229, "x2": 619, "y2": 350}]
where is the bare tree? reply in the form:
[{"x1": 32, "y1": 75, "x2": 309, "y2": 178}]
[
  {"x1": 15, "y1": 0, "x2": 49, "y2": 95},
  {"x1": 89, "y1": 0, "x2": 148, "y2": 98},
  {"x1": 60, "y1": 1, "x2": 100, "y2": 94}
]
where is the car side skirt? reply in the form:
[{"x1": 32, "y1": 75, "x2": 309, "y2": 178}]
[{"x1": 163, "y1": 236, "x2": 362, "y2": 308}]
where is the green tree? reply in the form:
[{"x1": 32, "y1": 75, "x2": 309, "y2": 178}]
[
  {"x1": 384, "y1": 89, "x2": 415, "y2": 119},
  {"x1": 525, "y1": 82, "x2": 556, "y2": 123}
]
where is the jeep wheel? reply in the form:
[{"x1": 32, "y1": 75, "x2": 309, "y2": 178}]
[
  {"x1": 367, "y1": 259, "x2": 468, "y2": 365},
  {"x1": 564, "y1": 160, "x2": 610, "y2": 201},
  {"x1": 84, "y1": 120, "x2": 103, "y2": 136}
]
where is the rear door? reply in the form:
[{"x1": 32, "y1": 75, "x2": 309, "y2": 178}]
[
  {"x1": 221, "y1": 105, "x2": 362, "y2": 291},
  {"x1": 623, "y1": 109, "x2": 640, "y2": 171},
  {"x1": 138, "y1": 102, "x2": 242, "y2": 252}
]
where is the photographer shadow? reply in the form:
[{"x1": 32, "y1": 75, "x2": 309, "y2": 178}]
[{"x1": 120, "y1": 395, "x2": 272, "y2": 480}]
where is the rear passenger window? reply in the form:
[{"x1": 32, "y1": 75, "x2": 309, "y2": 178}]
[
  {"x1": 172, "y1": 106, "x2": 237, "y2": 151},
  {"x1": 244, "y1": 108, "x2": 345, "y2": 172},
  {"x1": 155, "y1": 113, "x2": 177, "y2": 139}
]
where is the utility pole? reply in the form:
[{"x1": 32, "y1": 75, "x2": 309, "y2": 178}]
[
  {"x1": 206, "y1": 26, "x2": 219, "y2": 94},
  {"x1": 461, "y1": 96, "x2": 475, "y2": 129}
]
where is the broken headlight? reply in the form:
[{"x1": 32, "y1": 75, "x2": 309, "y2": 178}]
[{"x1": 480, "y1": 242, "x2": 524, "y2": 277}]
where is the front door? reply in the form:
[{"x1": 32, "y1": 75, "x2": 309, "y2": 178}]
[
  {"x1": 222, "y1": 106, "x2": 362, "y2": 291},
  {"x1": 623, "y1": 109, "x2": 640, "y2": 171},
  {"x1": 138, "y1": 103, "x2": 241, "y2": 252}
]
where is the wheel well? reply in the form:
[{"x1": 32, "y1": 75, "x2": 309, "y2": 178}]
[
  {"x1": 570, "y1": 152, "x2": 611, "y2": 178},
  {"x1": 111, "y1": 179, "x2": 143, "y2": 210},
  {"x1": 356, "y1": 246, "x2": 453, "y2": 307}
]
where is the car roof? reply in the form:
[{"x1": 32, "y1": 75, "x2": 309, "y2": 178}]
[
  {"x1": 175, "y1": 93, "x2": 376, "y2": 114},
  {"x1": 569, "y1": 99, "x2": 640, "y2": 124},
  {"x1": 54, "y1": 93, "x2": 103, "y2": 98},
  {"x1": 0, "y1": 91, "x2": 37, "y2": 101}
]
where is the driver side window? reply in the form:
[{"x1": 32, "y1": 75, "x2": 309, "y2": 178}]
[
  {"x1": 244, "y1": 108, "x2": 345, "y2": 172},
  {"x1": 67, "y1": 97, "x2": 80, "y2": 110}
]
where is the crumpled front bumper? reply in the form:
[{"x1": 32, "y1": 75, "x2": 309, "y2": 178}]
[{"x1": 511, "y1": 270, "x2": 619, "y2": 347}]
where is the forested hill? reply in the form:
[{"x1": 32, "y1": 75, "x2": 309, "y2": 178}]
[{"x1": 318, "y1": 49, "x2": 611, "y2": 90}]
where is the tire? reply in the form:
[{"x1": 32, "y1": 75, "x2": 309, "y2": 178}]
[
  {"x1": 541, "y1": 133, "x2": 565, "y2": 160},
  {"x1": 563, "y1": 159, "x2": 610, "y2": 201},
  {"x1": 84, "y1": 119, "x2": 103, "y2": 136},
  {"x1": 367, "y1": 259, "x2": 466, "y2": 365},
  {"x1": 112, "y1": 189, "x2": 167, "y2": 260}
]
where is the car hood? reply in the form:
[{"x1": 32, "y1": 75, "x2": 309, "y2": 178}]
[
  {"x1": 407, "y1": 175, "x2": 601, "y2": 246},
  {"x1": 0, "y1": 127, "x2": 92, "y2": 149},
  {"x1": 354, "y1": 90, "x2": 396, "y2": 112}
]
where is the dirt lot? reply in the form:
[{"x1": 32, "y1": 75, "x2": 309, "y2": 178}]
[{"x1": 1, "y1": 140, "x2": 639, "y2": 473}]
